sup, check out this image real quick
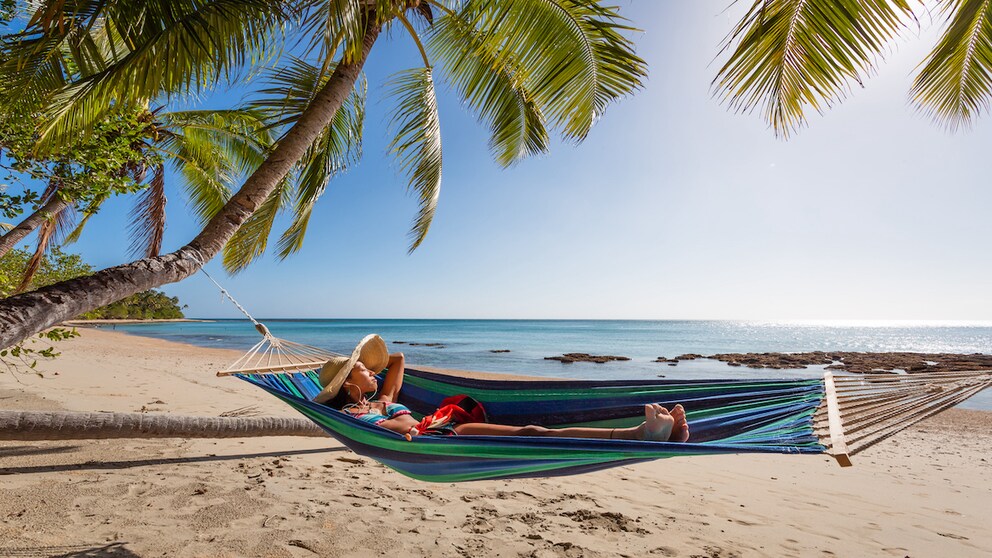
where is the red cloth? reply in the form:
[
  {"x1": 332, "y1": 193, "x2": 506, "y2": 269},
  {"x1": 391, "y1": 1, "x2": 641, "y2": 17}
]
[{"x1": 415, "y1": 395, "x2": 488, "y2": 435}]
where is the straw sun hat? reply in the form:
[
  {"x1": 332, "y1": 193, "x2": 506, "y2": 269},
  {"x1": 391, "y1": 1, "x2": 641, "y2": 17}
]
[{"x1": 313, "y1": 334, "x2": 389, "y2": 403}]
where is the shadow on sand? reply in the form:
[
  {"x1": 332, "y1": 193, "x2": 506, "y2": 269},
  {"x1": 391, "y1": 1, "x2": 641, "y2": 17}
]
[
  {"x1": 0, "y1": 446, "x2": 346, "y2": 475},
  {"x1": 0, "y1": 542, "x2": 139, "y2": 557}
]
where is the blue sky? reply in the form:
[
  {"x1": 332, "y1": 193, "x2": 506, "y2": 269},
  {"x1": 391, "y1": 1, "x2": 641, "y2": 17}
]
[{"x1": 31, "y1": 2, "x2": 992, "y2": 320}]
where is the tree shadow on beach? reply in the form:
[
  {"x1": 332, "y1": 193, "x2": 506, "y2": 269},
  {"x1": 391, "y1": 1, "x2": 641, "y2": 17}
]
[
  {"x1": 0, "y1": 542, "x2": 139, "y2": 557},
  {"x1": 0, "y1": 445, "x2": 82, "y2": 458},
  {"x1": 0, "y1": 446, "x2": 345, "y2": 475}
]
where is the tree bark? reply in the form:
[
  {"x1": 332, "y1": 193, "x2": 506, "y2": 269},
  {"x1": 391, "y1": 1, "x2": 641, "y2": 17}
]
[
  {"x1": 0, "y1": 410, "x2": 325, "y2": 440},
  {"x1": 0, "y1": 194, "x2": 71, "y2": 258},
  {"x1": 0, "y1": 23, "x2": 381, "y2": 349}
]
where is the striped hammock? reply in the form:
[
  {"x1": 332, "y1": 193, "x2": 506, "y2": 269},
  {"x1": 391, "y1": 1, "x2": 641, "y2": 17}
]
[
  {"x1": 232, "y1": 366, "x2": 991, "y2": 483},
  {"x1": 211, "y1": 318, "x2": 991, "y2": 483}
]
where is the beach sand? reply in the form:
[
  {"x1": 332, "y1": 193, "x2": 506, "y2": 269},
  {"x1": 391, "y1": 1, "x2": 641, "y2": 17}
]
[{"x1": 1, "y1": 329, "x2": 989, "y2": 557}]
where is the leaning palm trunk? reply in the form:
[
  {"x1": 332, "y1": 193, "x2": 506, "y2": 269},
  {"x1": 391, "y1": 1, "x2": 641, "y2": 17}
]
[
  {"x1": 0, "y1": 195, "x2": 71, "y2": 259},
  {"x1": 0, "y1": 410, "x2": 325, "y2": 440},
  {"x1": 0, "y1": 26, "x2": 380, "y2": 349}
]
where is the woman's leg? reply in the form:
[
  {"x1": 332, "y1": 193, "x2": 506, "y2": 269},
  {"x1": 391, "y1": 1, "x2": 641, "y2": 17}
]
[{"x1": 453, "y1": 404, "x2": 689, "y2": 442}]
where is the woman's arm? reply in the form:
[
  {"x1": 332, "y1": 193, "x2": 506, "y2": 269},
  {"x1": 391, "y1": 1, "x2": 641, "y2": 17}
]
[{"x1": 377, "y1": 352, "x2": 406, "y2": 402}]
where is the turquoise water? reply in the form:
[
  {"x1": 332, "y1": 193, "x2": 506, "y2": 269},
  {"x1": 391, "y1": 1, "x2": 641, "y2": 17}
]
[{"x1": 107, "y1": 319, "x2": 992, "y2": 410}]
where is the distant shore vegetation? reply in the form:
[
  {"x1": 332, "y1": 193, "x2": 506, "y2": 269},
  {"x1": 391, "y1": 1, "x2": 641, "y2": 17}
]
[{"x1": 0, "y1": 246, "x2": 185, "y2": 320}]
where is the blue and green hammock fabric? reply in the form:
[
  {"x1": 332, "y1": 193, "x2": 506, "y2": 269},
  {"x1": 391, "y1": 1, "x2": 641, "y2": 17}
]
[{"x1": 236, "y1": 368, "x2": 833, "y2": 482}]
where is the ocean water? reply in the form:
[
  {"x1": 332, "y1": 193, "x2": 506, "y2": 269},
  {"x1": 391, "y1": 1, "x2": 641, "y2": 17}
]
[{"x1": 105, "y1": 319, "x2": 992, "y2": 410}]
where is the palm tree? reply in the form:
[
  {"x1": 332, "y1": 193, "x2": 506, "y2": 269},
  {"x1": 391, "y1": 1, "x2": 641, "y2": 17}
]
[{"x1": 0, "y1": 0, "x2": 647, "y2": 348}]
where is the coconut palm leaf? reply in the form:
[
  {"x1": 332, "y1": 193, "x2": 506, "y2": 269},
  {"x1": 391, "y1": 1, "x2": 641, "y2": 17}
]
[
  {"x1": 427, "y1": 10, "x2": 548, "y2": 167},
  {"x1": 912, "y1": 0, "x2": 992, "y2": 130},
  {"x1": 276, "y1": 75, "x2": 367, "y2": 259},
  {"x1": 228, "y1": 57, "x2": 366, "y2": 263},
  {"x1": 5, "y1": 0, "x2": 288, "y2": 151},
  {"x1": 221, "y1": 178, "x2": 291, "y2": 273},
  {"x1": 454, "y1": 0, "x2": 645, "y2": 142},
  {"x1": 156, "y1": 109, "x2": 273, "y2": 225},
  {"x1": 62, "y1": 195, "x2": 104, "y2": 245},
  {"x1": 127, "y1": 164, "x2": 167, "y2": 258},
  {"x1": 16, "y1": 196, "x2": 76, "y2": 293},
  {"x1": 714, "y1": 0, "x2": 916, "y2": 137},
  {"x1": 387, "y1": 67, "x2": 442, "y2": 252}
]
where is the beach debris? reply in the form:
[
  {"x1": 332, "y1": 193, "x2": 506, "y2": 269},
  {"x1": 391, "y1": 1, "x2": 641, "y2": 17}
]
[
  {"x1": 219, "y1": 405, "x2": 262, "y2": 417},
  {"x1": 288, "y1": 539, "x2": 321, "y2": 552},
  {"x1": 336, "y1": 456, "x2": 365, "y2": 465},
  {"x1": 545, "y1": 353, "x2": 630, "y2": 364}
]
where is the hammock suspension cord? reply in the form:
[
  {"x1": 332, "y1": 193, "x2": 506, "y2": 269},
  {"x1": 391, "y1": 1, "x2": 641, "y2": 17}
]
[{"x1": 196, "y1": 267, "x2": 345, "y2": 376}]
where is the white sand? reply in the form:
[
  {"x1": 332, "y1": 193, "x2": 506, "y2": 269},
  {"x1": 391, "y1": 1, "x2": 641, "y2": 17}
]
[{"x1": 1, "y1": 328, "x2": 989, "y2": 557}]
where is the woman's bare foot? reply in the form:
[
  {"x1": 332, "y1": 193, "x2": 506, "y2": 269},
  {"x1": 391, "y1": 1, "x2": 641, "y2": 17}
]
[
  {"x1": 635, "y1": 404, "x2": 690, "y2": 442},
  {"x1": 640, "y1": 404, "x2": 674, "y2": 441},
  {"x1": 670, "y1": 404, "x2": 690, "y2": 442}
]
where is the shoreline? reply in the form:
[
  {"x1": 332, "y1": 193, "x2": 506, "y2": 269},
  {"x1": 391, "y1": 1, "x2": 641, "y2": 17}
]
[
  {"x1": 1, "y1": 328, "x2": 990, "y2": 557},
  {"x1": 62, "y1": 318, "x2": 213, "y2": 326}
]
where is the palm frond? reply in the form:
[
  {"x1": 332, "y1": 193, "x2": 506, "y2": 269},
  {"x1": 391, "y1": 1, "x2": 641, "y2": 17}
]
[
  {"x1": 221, "y1": 179, "x2": 291, "y2": 273},
  {"x1": 127, "y1": 164, "x2": 167, "y2": 258},
  {"x1": 157, "y1": 109, "x2": 272, "y2": 225},
  {"x1": 63, "y1": 194, "x2": 106, "y2": 245},
  {"x1": 456, "y1": 0, "x2": 645, "y2": 142},
  {"x1": 912, "y1": 0, "x2": 992, "y2": 130},
  {"x1": 387, "y1": 67, "x2": 442, "y2": 252},
  {"x1": 14, "y1": 0, "x2": 288, "y2": 151},
  {"x1": 428, "y1": 10, "x2": 548, "y2": 167},
  {"x1": 16, "y1": 199, "x2": 75, "y2": 293},
  {"x1": 714, "y1": 0, "x2": 916, "y2": 138},
  {"x1": 276, "y1": 75, "x2": 367, "y2": 258}
]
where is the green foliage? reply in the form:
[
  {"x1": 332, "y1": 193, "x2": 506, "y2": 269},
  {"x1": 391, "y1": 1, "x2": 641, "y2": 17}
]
[
  {"x1": 79, "y1": 289, "x2": 185, "y2": 319},
  {"x1": 0, "y1": 106, "x2": 162, "y2": 218},
  {"x1": 0, "y1": 327, "x2": 80, "y2": 376},
  {"x1": 0, "y1": 0, "x2": 15, "y2": 23},
  {"x1": 0, "y1": 246, "x2": 92, "y2": 297},
  {"x1": 0, "y1": 247, "x2": 184, "y2": 318}
]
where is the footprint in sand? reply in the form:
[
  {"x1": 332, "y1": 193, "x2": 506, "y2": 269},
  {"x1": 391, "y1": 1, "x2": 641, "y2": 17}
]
[
  {"x1": 560, "y1": 509, "x2": 648, "y2": 534},
  {"x1": 460, "y1": 516, "x2": 494, "y2": 534}
]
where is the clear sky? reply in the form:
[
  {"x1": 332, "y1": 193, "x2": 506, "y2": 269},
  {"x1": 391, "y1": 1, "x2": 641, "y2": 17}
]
[{"x1": 53, "y1": 2, "x2": 992, "y2": 320}]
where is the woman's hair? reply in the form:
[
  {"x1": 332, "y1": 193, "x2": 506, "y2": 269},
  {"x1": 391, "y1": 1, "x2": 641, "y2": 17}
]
[
  {"x1": 324, "y1": 381, "x2": 364, "y2": 410},
  {"x1": 325, "y1": 388, "x2": 352, "y2": 410}
]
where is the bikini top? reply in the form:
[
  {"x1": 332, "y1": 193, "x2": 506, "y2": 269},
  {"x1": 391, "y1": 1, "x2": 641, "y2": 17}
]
[{"x1": 345, "y1": 401, "x2": 412, "y2": 426}]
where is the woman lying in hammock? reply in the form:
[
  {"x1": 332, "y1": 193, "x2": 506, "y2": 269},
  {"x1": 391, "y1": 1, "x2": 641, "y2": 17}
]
[{"x1": 313, "y1": 335, "x2": 689, "y2": 442}]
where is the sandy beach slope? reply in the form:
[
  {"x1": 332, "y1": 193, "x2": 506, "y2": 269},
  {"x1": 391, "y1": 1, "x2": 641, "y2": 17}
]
[{"x1": 1, "y1": 328, "x2": 990, "y2": 557}]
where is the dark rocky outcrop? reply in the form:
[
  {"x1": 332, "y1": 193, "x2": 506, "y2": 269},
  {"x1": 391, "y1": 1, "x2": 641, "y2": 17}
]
[
  {"x1": 703, "y1": 351, "x2": 992, "y2": 374},
  {"x1": 545, "y1": 353, "x2": 631, "y2": 364},
  {"x1": 675, "y1": 354, "x2": 703, "y2": 361}
]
